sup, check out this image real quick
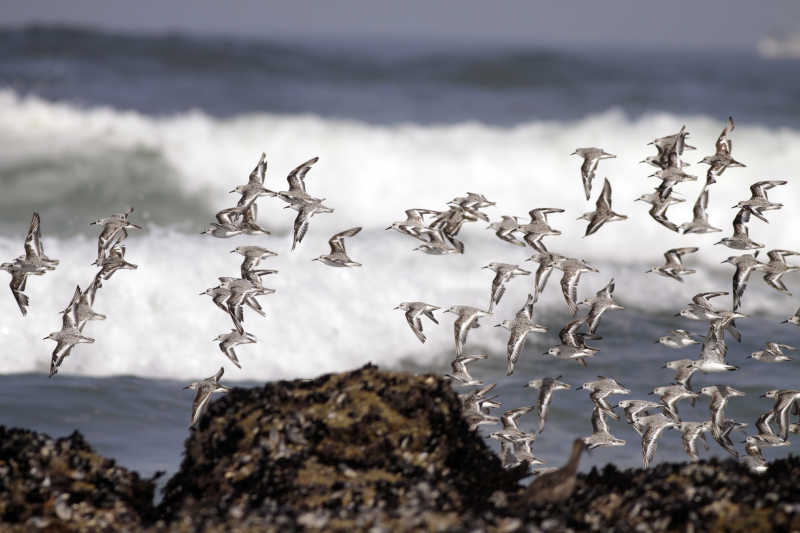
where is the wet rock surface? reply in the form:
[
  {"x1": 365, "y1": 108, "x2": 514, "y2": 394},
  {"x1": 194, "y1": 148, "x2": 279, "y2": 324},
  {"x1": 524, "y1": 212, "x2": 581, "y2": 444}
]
[
  {"x1": 156, "y1": 363, "x2": 526, "y2": 532},
  {"x1": 0, "y1": 426, "x2": 155, "y2": 532},
  {"x1": 2, "y1": 365, "x2": 800, "y2": 532}
]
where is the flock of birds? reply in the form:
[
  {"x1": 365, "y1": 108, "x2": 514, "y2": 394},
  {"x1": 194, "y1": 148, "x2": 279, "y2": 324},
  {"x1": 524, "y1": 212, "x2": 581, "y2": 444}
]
[
  {"x1": 3, "y1": 116, "x2": 799, "y2": 473},
  {"x1": 1, "y1": 210, "x2": 140, "y2": 377},
  {"x1": 388, "y1": 117, "x2": 800, "y2": 474}
]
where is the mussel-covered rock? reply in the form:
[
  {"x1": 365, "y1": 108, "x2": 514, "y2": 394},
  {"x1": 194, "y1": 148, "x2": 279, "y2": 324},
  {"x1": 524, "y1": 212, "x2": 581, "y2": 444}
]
[
  {"x1": 0, "y1": 426, "x2": 155, "y2": 532},
  {"x1": 157, "y1": 363, "x2": 526, "y2": 531}
]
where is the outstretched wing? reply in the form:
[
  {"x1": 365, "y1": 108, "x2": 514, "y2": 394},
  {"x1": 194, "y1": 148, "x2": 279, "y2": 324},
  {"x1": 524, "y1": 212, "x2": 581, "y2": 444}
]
[
  {"x1": 328, "y1": 227, "x2": 362, "y2": 255},
  {"x1": 248, "y1": 153, "x2": 267, "y2": 185},
  {"x1": 286, "y1": 156, "x2": 319, "y2": 193}
]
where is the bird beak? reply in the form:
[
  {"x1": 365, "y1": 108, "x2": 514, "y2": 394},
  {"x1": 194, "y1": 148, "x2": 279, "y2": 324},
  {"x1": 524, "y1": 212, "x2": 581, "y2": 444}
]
[
  {"x1": 228, "y1": 189, "x2": 236, "y2": 193},
  {"x1": 393, "y1": 305, "x2": 400, "y2": 310},
  {"x1": 384, "y1": 226, "x2": 392, "y2": 230}
]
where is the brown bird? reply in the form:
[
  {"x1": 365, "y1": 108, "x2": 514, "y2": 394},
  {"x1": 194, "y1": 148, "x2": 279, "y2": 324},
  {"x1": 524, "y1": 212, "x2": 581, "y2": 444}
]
[{"x1": 524, "y1": 438, "x2": 586, "y2": 505}]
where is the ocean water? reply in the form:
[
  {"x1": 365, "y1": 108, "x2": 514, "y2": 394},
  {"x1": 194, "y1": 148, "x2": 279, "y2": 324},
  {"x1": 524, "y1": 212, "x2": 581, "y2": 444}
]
[{"x1": 1, "y1": 26, "x2": 799, "y2": 489}]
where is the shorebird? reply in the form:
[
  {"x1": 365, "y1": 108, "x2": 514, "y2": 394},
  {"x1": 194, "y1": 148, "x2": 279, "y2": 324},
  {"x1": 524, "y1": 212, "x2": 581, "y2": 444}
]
[
  {"x1": 578, "y1": 376, "x2": 630, "y2": 418},
  {"x1": 649, "y1": 166, "x2": 698, "y2": 199},
  {"x1": 650, "y1": 384, "x2": 699, "y2": 422},
  {"x1": 496, "y1": 295, "x2": 547, "y2": 375},
  {"x1": 649, "y1": 125, "x2": 695, "y2": 158},
  {"x1": 446, "y1": 354, "x2": 488, "y2": 387},
  {"x1": 752, "y1": 410, "x2": 791, "y2": 447},
  {"x1": 570, "y1": 147, "x2": 616, "y2": 200},
  {"x1": 721, "y1": 253, "x2": 769, "y2": 310},
  {"x1": 647, "y1": 247, "x2": 698, "y2": 282},
  {"x1": 741, "y1": 436, "x2": 768, "y2": 474},
  {"x1": 577, "y1": 177, "x2": 627, "y2": 237},
  {"x1": 526, "y1": 251, "x2": 565, "y2": 303},
  {"x1": 229, "y1": 153, "x2": 277, "y2": 209},
  {"x1": 691, "y1": 314, "x2": 745, "y2": 374},
  {"x1": 716, "y1": 208, "x2": 764, "y2": 250},
  {"x1": 386, "y1": 209, "x2": 441, "y2": 240},
  {"x1": 490, "y1": 432, "x2": 543, "y2": 469},
  {"x1": 394, "y1": 301, "x2": 439, "y2": 343},
  {"x1": 524, "y1": 439, "x2": 586, "y2": 504},
  {"x1": 63, "y1": 284, "x2": 106, "y2": 329},
  {"x1": 287, "y1": 198, "x2": 334, "y2": 251},
  {"x1": 636, "y1": 192, "x2": 685, "y2": 233},
  {"x1": 219, "y1": 277, "x2": 268, "y2": 333},
  {"x1": 579, "y1": 278, "x2": 623, "y2": 335},
  {"x1": 678, "y1": 421, "x2": 712, "y2": 461},
  {"x1": 232, "y1": 246, "x2": 277, "y2": 272},
  {"x1": 412, "y1": 228, "x2": 461, "y2": 255},
  {"x1": 184, "y1": 367, "x2": 231, "y2": 427},
  {"x1": 676, "y1": 291, "x2": 729, "y2": 321},
  {"x1": 616, "y1": 400, "x2": 661, "y2": 435},
  {"x1": 444, "y1": 305, "x2": 492, "y2": 356},
  {"x1": 556, "y1": 257, "x2": 598, "y2": 315},
  {"x1": 544, "y1": 317, "x2": 600, "y2": 367},
  {"x1": 313, "y1": 227, "x2": 362, "y2": 267},
  {"x1": 663, "y1": 359, "x2": 700, "y2": 392},
  {"x1": 702, "y1": 385, "x2": 746, "y2": 437},
  {"x1": 460, "y1": 383, "x2": 499, "y2": 415},
  {"x1": 763, "y1": 389, "x2": 800, "y2": 440},
  {"x1": 90, "y1": 207, "x2": 141, "y2": 264},
  {"x1": 782, "y1": 307, "x2": 800, "y2": 326},
  {"x1": 638, "y1": 413, "x2": 678, "y2": 468},
  {"x1": 733, "y1": 180, "x2": 787, "y2": 222},
  {"x1": 518, "y1": 208, "x2": 563, "y2": 253},
  {"x1": 583, "y1": 406, "x2": 626, "y2": 449},
  {"x1": 749, "y1": 342, "x2": 795, "y2": 362},
  {"x1": 680, "y1": 187, "x2": 722, "y2": 234},
  {"x1": 18, "y1": 212, "x2": 59, "y2": 270},
  {"x1": 494, "y1": 405, "x2": 536, "y2": 442},
  {"x1": 96, "y1": 244, "x2": 138, "y2": 280},
  {"x1": 714, "y1": 418, "x2": 748, "y2": 459},
  {"x1": 276, "y1": 156, "x2": 320, "y2": 204},
  {"x1": 45, "y1": 311, "x2": 95, "y2": 377},
  {"x1": 657, "y1": 330, "x2": 702, "y2": 349},
  {"x1": 762, "y1": 249, "x2": 800, "y2": 295},
  {"x1": 482, "y1": 263, "x2": 530, "y2": 311},
  {"x1": 213, "y1": 329, "x2": 256, "y2": 369},
  {"x1": 0, "y1": 260, "x2": 46, "y2": 316},
  {"x1": 487, "y1": 216, "x2": 526, "y2": 247},
  {"x1": 699, "y1": 116, "x2": 745, "y2": 181},
  {"x1": 525, "y1": 376, "x2": 570, "y2": 433}
]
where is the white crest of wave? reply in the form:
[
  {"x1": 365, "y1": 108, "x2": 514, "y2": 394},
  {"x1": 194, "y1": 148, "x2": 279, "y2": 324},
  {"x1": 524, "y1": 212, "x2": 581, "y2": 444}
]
[{"x1": 0, "y1": 90, "x2": 798, "y2": 379}]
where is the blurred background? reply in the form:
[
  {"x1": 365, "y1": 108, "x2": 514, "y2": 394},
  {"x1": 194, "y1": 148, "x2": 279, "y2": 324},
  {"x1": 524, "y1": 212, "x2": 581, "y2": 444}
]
[{"x1": 1, "y1": 0, "x2": 799, "y2": 486}]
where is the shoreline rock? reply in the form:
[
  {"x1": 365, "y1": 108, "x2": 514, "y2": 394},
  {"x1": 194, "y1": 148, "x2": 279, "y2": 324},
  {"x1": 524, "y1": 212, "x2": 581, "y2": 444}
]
[{"x1": 1, "y1": 364, "x2": 799, "y2": 532}]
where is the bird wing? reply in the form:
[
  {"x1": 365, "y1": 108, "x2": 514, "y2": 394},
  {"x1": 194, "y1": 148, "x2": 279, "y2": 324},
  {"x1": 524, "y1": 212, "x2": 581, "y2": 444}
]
[
  {"x1": 405, "y1": 310, "x2": 426, "y2": 343},
  {"x1": 328, "y1": 226, "x2": 361, "y2": 255},
  {"x1": 597, "y1": 178, "x2": 613, "y2": 211},
  {"x1": 285, "y1": 156, "x2": 319, "y2": 193},
  {"x1": 24, "y1": 212, "x2": 42, "y2": 261},
  {"x1": 560, "y1": 271, "x2": 579, "y2": 316},
  {"x1": 715, "y1": 116, "x2": 734, "y2": 155},
  {"x1": 248, "y1": 153, "x2": 267, "y2": 185}
]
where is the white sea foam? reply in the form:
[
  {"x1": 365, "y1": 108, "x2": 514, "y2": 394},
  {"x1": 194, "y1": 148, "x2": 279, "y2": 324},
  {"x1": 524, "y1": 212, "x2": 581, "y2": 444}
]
[{"x1": 0, "y1": 90, "x2": 798, "y2": 379}]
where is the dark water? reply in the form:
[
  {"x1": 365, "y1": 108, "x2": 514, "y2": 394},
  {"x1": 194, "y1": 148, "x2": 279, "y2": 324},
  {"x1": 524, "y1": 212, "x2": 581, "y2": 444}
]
[{"x1": 1, "y1": 25, "x2": 799, "y2": 126}]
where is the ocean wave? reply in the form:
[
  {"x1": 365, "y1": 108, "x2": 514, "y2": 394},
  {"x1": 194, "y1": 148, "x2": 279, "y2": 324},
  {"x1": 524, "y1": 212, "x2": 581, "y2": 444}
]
[
  {"x1": 1, "y1": 92, "x2": 799, "y2": 379},
  {"x1": 0, "y1": 222, "x2": 795, "y2": 380}
]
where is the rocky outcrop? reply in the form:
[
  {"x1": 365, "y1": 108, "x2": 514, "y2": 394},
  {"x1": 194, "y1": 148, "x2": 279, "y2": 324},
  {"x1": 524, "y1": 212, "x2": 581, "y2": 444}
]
[
  {"x1": 156, "y1": 363, "x2": 526, "y2": 531},
  {"x1": 0, "y1": 427, "x2": 155, "y2": 532},
  {"x1": 2, "y1": 365, "x2": 800, "y2": 532}
]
